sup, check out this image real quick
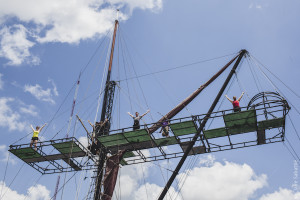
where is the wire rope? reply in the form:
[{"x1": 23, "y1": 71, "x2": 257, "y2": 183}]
[
  {"x1": 77, "y1": 37, "x2": 111, "y2": 122},
  {"x1": 94, "y1": 29, "x2": 114, "y2": 123},
  {"x1": 245, "y1": 55, "x2": 261, "y2": 92},
  {"x1": 44, "y1": 27, "x2": 115, "y2": 200},
  {"x1": 22, "y1": 174, "x2": 44, "y2": 200},
  {"x1": 234, "y1": 61, "x2": 251, "y2": 102},
  {"x1": 0, "y1": 163, "x2": 25, "y2": 199},
  {"x1": 287, "y1": 114, "x2": 300, "y2": 142},
  {"x1": 118, "y1": 27, "x2": 236, "y2": 82},
  {"x1": 251, "y1": 55, "x2": 300, "y2": 99},
  {"x1": 119, "y1": 31, "x2": 169, "y2": 179},
  {"x1": 247, "y1": 55, "x2": 264, "y2": 92},
  {"x1": 116, "y1": 83, "x2": 174, "y2": 199},
  {"x1": 283, "y1": 141, "x2": 300, "y2": 165},
  {"x1": 118, "y1": 27, "x2": 191, "y2": 118},
  {"x1": 140, "y1": 164, "x2": 149, "y2": 200},
  {"x1": 0, "y1": 153, "x2": 10, "y2": 199},
  {"x1": 249, "y1": 55, "x2": 300, "y2": 116},
  {"x1": 75, "y1": 168, "x2": 88, "y2": 200},
  {"x1": 172, "y1": 53, "x2": 247, "y2": 200},
  {"x1": 285, "y1": 137, "x2": 300, "y2": 163},
  {"x1": 118, "y1": 28, "x2": 133, "y2": 113},
  {"x1": 283, "y1": 142, "x2": 300, "y2": 165},
  {"x1": 118, "y1": 32, "x2": 143, "y2": 112}
]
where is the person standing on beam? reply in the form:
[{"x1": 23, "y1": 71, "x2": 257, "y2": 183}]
[
  {"x1": 225, "y1": 92, "x2": 245, "y2": 112},
  {"x1": 30, "y1": 123, "x2": 47, "y2": 151},
  {"x1": 127, "y1": 110, "x2": 150, "y2": 131},
  {"x1": 160, "y1": 117, "x2": 170, "y2": 137},
  {"x1": 88, "y1": 118, "x2": 108, "y2": 154}
]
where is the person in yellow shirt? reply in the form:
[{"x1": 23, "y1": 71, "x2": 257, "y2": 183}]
[{"x1": 30, "y1": 123, "x2": 47, "y2": 150}]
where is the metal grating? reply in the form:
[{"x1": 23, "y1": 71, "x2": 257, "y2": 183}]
[
  {"x1": 124, "y1": 129, "x2": 151, "y2": 143},
  {"x1": 258, "y1": 117, "x2": 285, "y2": 130},
  {"x1": 224, "y1": 110, "x2": 257, "y2": 135},
  {"x1": 120, "y1": 159, "x2": 128, "y2": 166},
  {"x1": 204, "y1": 128, "x2": 227, "y2": 139},
  {"x1": 52, "y1": 141, "x2": 83, "y2": 154},
  {"x1": 170, "y1": 120, "x2": 197, "y2": 136},
  {"x1": 9, "y1": 147, "x2": 42, "y2": 162},
  {"x1": 9, "y1": 137, "x2": 96, "y2": 174},
  {"x1": 123, "y1": 151, "x2": 135, "y2": 158},
  {"x1": 98, "y1": 134, "x2": 128, "y2": 147},
  {"x1": 154, "y1": 137, "x2": 178, "y2": 146}
]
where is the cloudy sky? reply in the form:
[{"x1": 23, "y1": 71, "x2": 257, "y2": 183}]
[{"x1": 1, "y1": 0, "x2": 300, "y2": 199}]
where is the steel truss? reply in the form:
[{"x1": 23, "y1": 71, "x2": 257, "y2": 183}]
[
  {"x1": 98, "y1": 99, "x2": 289, "y2": 166},
  {"x1": 9, "y1": 137, "x2": 97, "y2": 174}
]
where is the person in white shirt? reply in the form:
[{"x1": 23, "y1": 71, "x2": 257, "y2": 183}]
[{"x1": 127, "y1": 110, "x2": 150, "y2": 131}]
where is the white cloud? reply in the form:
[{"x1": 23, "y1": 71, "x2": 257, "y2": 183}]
[
  {"x1": 0, "y1": 0, "x2": 163, "y2": 65},
  {"x1": 256, "y1": 5, "x2": 262, "y2": 9},
  {"x1": 11, "y1": 81, "x2": 21, "y2": 88},
  {"x1": 116, "y1": 174, "x2": 138, "y2": 199},
  {"x1": 177, "y1": 159, "x2": 267, "y2": 200},
  {"x1": 0, "y1": 73, "x2": 3, "y2": 90},
  {"x1": 109, "y1": 0, "x2": 163, "y2": 13},
  {"x1": 0, "y1": 145, "x2": 16, "y2": 165},
  {"x1": 0, "y1": 181, "x2": 50, "y2": 200},
  {"x1": 114, "y1": 159, "x2": 153, "y2": 200},
  {"x1": 78, "y1": 136, "x2": 89, "y2": 148},
  {"x1": 260, "y1": 188, "x2": 300, "y2": 200},
  {"x1": 199, "y1": 154, "x2": 215, "y2": 167},
  {"x1": 24, "y1": 81, "x2": 58, "y2": 104},
  {"x1": 48, "y1": 78, "x2": 59, "y2": 96},
  {"x1": 0, "y1": 97, "x2": 27, "y2": 131},
  {"x1": 111, "y1": 153, "x2": 300, "y2": 200},
  {"x1": 134, "y1": 183, "x2": 180, "y2": 200},
  {"x1": 249, "y1": 2, "x2": 263, "y2": 9},
  {"x1": 19, "y1": 104, "x2": 38, "y2": 117},
  {"x1": 115, "y1": 155, "x2": 268, "y2": 200},
  {"x1": 0, "y1": 25, "x2": 40, "y2": 66}
]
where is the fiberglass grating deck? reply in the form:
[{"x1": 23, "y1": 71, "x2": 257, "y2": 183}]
[
  {"x1": 9, "y1": 147, "x2": 42, "y2": 162},
  {"x1": 98, "y1": 129, "x2": 152, "y2": 149},
  {"x1": 120, "y1": 159, "x2": 128, "y2": 166},
  {"x1": 170, "y1": 120, "x2": 197, "y2": 136},
  {"x1": 154, "y1": 137, "x2": 178, "y2": 146},
  {"x1": 204, "y1": 128, "x2": 227, "y2": 139},
  {"x1": 98, "y1": 134, "x2": 128, "y2": 147},
  {"x1": 52, "y1": 141, "x2": 83, "y2": 154},
  {"x1": 124, "y1": 129, "x2": 151, "y2": 143},
  {"x1": 123, "y1": 151, "x2": 135, "y2": 158},
  {"x1": 258, "y1": 117, "x2": 285, "y2": 130},
  {"x1": 223, "y1": 110, "x2": 257, "y2": 135}
]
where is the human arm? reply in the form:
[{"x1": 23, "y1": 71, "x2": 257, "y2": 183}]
[
  {"x1": 30, "y1": 125, "x2": 35, "y2": 132},
  {"x1": 39, "y1": 123, "x2": 47, "y2": 132},
  {"x1": 141, "y1": 110, "x2": 150, "y2": 118},
  {"x1": 127, "y1": 112, "x2": 134, "y2": 118},
  {"x1": 238, "y1": 92, "x2": 245, "y2": 101},
  {"x1": 88, "y1": 120, "x2": 95, "y2": 129},
  {"x1": 225, "y1": 95, "x2": 233, "y2": 103}
]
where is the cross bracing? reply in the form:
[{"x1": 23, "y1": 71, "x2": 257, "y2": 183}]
[
  {"x1": 9, "y1": 137, "x2": 97, "y2": 174},
  {"x1": 8, "y1": 98, "x2": 289, "y2": 173}
]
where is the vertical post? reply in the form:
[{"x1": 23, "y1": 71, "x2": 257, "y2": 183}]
[
  {"x1": 157, "y1": 49, "x2": 247, "y2": 200},
  {"x1": 94, "y1": 19, "x2": 118, "y2": 200},
  {"x1": 100, "y1": 20, "x2": 119, "y2": 123}
]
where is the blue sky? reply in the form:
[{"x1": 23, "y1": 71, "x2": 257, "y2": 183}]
[{"x1": 0, "y1": 0, "x2": 300, "y2": 199}]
